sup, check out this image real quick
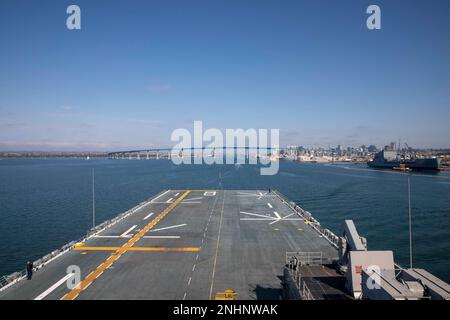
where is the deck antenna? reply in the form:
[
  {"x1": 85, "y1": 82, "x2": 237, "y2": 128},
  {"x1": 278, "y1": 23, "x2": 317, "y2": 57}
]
[
  {"x1": 92, "y1": 168, "x2": 95, "y2": 228},
  {"x1": 407, "y1": 172, "x2": 413, "y2": 268}
]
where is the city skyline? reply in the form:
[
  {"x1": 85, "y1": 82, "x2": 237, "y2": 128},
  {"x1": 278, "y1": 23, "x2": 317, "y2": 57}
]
[{"x1": 1, "y1": 0, "x2": 450, "y2": 151}]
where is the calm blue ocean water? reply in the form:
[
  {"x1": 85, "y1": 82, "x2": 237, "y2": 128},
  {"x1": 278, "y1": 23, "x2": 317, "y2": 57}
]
[{"x1": 0, "y1": 159, "x2": 449, "y2": 281}]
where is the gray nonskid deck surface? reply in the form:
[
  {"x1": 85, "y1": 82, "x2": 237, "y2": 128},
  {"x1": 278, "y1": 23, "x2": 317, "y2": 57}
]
[{"x1": 0, "y1": 190, "x2": 337, "y2": 300}]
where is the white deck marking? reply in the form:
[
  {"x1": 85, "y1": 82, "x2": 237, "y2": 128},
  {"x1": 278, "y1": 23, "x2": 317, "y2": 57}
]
[
  {"x1": 174, "y1": 192, "x2": 180, "y2": 196},
  {"x1": 240, "y1": 209, "x2": 302, "y2": 224},
  {"x1": 150, "y1": 190, "x2": 170, "y2": 203},
  {"x1": 240, "y1": 211, "x2": 277, "y2": 219},
  {"x1": 166, "y1": 198, "x2": 173, "y2": 203},
  {"x1": 93, "y1": 235, "x2": 122, "y2": 238},
  {"x1": 237, "y1": 191, "x2": 266, "y2": 199},
  {"x1": 181, "y1": 201, "x2": 201, "y2": 204},
  {"x1": 143, "y1": 235, "x2": 180, "y2": 239},
  {"x1": 143, "y1": 212, "x2": 154, "y2": 220},
  {"x1": 120, "y1": 225, "x2": 137, "y2": 238},
  {"x1": 34, "y1": 273, "x2": 74, "y2": 300},
  {"x1": 149, "y1": 223, "x2": 187, "y2": 233},
  {"x1": 267, "y1": 203, "x2": 273, "y2": 209},
  {"x1": 183, "y1": 197, "x2": 204, "y2": 201},
  {"x1": 237, "y1": 192, "x2": 260, "y2": 196}
]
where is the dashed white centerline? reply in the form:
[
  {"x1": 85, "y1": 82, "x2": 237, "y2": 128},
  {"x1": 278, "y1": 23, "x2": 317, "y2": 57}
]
[
  {"x1": 143, "y1": 212, "x2": 154, "y2": 220},
  {"x1": 174, "y1": 193, "x2": 180, "y2": 196},
  {"x1": 273, "y1": 211, "x2": 282, "y2": 220},
  {"x1": 267, "y1": 203, "x2": 273, "y2": 209},
  {"x1": 183, "y1": 292, "x2": 187, "y2": 300},
  {"x1": 192, "y1": 265, "x2": 196, "y2": 271},
  {"x1": 187, "y1": 277, "x2": 192, "y2": 286},
  {"x1": 166, "y1": 198, "x2": 173, "y2": 203}
]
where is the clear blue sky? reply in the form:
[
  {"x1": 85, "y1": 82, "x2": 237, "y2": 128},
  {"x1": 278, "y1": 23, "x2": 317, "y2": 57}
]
[{"x1": 0, "y1": 0, "x2": 449, "y2": 151}]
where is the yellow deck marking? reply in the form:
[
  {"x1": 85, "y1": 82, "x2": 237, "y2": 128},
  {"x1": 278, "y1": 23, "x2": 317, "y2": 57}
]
[
  {"x1": 63, "y1": 190, "x2": 191, "y2": 300},
  {"x1": 74, "y1": 246, "x2": 200, "y2": 252}
]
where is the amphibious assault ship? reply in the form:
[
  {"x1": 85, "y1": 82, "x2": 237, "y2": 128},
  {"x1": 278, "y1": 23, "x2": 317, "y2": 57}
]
[{"x1": 0, "y1": 190, "x2": 448, "y2": 300}]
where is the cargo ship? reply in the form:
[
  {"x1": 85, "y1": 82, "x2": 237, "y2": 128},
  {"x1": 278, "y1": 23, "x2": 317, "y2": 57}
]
[{"x1": 368, "y1": 150, "x2": 440, "y2": 171}]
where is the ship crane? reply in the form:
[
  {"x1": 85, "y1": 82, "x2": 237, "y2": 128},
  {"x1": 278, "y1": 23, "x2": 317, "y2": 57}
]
[{"x1": 404, "y1": 142, "x2": 415, "y2": 160}]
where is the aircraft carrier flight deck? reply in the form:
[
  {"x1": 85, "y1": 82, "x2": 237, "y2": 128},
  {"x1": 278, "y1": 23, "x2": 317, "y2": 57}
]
[{"x1": 0, "y1": 189, "x2": 338, "y2": 300}]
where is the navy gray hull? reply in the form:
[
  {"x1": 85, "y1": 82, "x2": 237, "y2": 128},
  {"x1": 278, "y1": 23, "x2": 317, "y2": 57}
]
[{"x1": 368, "y1": 150, "x2": 440, "y2": 171}]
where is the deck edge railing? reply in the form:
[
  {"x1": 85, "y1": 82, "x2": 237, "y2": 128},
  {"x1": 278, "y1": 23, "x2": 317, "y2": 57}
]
[
  {"x1": 273, "y1": 190, "x2": 340, "y2": 249},
  {"x1": 0, "y1": 190, "x2": 168, "y2": 292}
]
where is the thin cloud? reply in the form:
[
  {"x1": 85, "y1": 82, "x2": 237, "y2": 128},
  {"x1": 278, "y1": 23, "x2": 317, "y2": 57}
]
[{"x1": 0, "y1": 121, "x2": 28, "y2": 130}]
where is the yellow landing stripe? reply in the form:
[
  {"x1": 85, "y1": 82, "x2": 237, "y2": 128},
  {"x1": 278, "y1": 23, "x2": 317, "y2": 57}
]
[
  {"x1": 62, "y1": 190, "x2": 191, "y2": 300},
  {"x1": 75, "y1": 246, "x2": 200, "y2": 252}
]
